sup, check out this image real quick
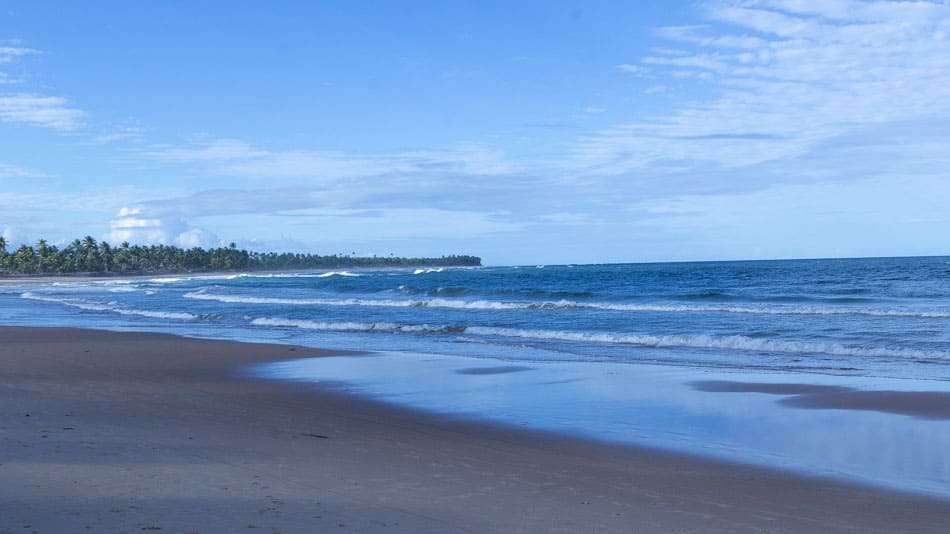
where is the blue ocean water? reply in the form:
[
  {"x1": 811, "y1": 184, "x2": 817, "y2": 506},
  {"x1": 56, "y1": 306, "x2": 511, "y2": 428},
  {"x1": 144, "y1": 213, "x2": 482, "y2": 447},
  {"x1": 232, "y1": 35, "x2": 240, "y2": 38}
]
[
  {"x1": 4, "y1": 257, "x2": 950, "y2": 496},
  {"x1": 3, "y1": 257, "x2": 950, "y2": 380}
]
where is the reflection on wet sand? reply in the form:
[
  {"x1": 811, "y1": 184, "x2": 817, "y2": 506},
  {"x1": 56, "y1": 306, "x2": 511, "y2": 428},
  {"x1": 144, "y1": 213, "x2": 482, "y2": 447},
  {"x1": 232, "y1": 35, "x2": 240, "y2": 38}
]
[{"x1": 692, "y1": 380, "x2": 950, "y2": 420}]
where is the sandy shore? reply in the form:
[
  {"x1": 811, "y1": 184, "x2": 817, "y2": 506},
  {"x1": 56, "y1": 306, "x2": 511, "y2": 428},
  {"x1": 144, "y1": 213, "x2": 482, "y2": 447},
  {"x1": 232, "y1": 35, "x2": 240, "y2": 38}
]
[{"x1": 1, "y1": 327, "x2": 948, "y2": 533}]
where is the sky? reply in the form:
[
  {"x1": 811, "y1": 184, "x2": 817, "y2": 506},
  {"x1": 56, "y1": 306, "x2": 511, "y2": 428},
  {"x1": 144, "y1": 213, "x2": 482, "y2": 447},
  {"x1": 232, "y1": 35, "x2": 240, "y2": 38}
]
[{"x1": 2, "y1": 0, "x2": 949, "y2": 265}]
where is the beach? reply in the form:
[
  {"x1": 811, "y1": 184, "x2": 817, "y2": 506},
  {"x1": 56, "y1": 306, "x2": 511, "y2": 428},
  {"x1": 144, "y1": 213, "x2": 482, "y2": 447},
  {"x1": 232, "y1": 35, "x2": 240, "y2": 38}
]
[{"x1": 2, "y1": 326, "x2": 949, "y2": 533}]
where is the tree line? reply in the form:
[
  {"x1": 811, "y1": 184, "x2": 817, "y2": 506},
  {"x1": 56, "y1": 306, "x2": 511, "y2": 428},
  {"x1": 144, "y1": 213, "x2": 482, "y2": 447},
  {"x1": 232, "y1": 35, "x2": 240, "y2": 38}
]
[{"x1": 0, "y1": 236, "x2": 481, "y2": 276}]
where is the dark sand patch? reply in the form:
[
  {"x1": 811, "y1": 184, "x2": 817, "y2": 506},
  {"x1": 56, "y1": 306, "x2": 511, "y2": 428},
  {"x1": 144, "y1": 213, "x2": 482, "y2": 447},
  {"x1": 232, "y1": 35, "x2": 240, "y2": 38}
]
[
  {"x1": 690, "y1": 380, "x2": 853, "y2": 395},
  {"x1": 455, "y1": 365, "x2": 534, "y2": 375},
  {"x1": 781, "y1": 390, "x2": 950, "y2": 420},
  {"x1": 691, "y1": 380, "x2": 950, "y2": 420}
]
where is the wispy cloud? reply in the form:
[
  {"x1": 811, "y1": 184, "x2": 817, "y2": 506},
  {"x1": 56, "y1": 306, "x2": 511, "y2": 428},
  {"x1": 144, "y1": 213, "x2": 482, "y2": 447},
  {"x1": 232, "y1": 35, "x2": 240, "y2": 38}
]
[
  {"x1": 576, "y1": 0, "x2": 950, "y2": 187},
  {"x1": 86, "y1": 126, "x2": 146, "y2": 145},
  {"x1": 137, "y1": 137, "x2": 519, "y2": 181},
  {"x1": 0, "y1": 43, "x2": 85, "y2": 130},
  {"x1": 0, "y1": 46, "x2": 39, "y2": 63},
  {"x1": 0, "y1": 162, "x2": 48, "y2": 178},
  {"x1": 138, "y1": 138, "x2": 267, "y2": 162},
  {"x1": 615, "y1": 63, "x2": 645, "y2": 74},
  {"x1": 0, "y1": 94, "x2": 84, "y2": 130}
]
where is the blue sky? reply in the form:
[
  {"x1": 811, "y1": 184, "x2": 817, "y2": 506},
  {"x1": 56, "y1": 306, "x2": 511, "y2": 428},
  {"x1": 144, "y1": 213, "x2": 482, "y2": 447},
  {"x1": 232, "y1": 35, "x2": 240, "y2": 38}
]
[{"x1": 2, "y1": 1, "x2": 949, "y2": 265}]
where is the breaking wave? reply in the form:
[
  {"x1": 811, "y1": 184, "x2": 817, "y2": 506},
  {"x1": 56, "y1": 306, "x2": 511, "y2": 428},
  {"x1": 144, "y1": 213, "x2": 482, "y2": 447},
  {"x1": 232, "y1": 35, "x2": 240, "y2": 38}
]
[
  {"x1": 184, "y1": 291, "x2": 950, "y2": 318},
  {"x1": 21, "y1": 292, "x2": 199, "y2": 321},
  {"x1": 463, "y1": 327, "x2": 950, "y2": 360},
  {"x1": 250, "y1": 317, "x2": 462, "y2": 333},
  {"x1": 316, "y1": 271, "x2": 361, "y2": 278},
  {"x1": 413, "y1": 267, "x2": 444, "y2": 275},
  {"x1": 249, "y1": 316, "x2": 950, "y2": 360}
]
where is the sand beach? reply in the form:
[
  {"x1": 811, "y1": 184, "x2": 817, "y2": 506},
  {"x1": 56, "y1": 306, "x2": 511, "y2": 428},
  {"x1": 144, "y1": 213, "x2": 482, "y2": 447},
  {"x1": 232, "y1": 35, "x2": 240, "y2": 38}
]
[{"x1": 2, "y1": 326, "x2": 949, "y2": 533}]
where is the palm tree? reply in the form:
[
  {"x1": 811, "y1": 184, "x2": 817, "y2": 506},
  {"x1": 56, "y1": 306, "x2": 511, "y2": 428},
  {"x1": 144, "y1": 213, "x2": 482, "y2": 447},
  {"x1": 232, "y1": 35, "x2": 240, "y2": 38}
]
[
  {"x1": 67, "y1": 239, "x2": 83, "y2": 272},
  {"x1": 11, "y1": 245, "x2": 38, "y2": 274},
  {"x1": 99, "y1": 241, "x2": 113, "y2": 272},
  {"x1": 36, "y1": 240, "x2": 50, "y2": 273},
  {"x1": 81, "y1": 236, "x2": 100, "y2": 272}
]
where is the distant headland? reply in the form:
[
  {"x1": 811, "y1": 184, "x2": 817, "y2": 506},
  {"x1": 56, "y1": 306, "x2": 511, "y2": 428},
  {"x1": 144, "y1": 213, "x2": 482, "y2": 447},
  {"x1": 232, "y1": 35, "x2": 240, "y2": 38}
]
[{"x1": 0, "y1": 236, "x2": 480, "y2": 276}]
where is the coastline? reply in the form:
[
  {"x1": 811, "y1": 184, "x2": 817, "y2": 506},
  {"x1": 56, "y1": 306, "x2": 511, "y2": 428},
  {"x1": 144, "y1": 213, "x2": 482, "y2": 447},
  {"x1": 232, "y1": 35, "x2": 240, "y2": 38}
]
[
  {"x1": 0, "y1": 272, "x2": 236, "y2": 285},
  {"x1": 2, "y1": 326, "x2": 948, "y2": 532},
  {"x1": 0, "y1": 267, "x2": 409, "y2": 285}
]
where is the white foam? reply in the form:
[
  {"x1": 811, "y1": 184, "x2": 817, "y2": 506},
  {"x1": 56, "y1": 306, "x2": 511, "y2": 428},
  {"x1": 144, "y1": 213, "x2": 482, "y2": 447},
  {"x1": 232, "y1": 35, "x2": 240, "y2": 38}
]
[
  {"x1": 579, "y1": 303, "x2": 950, "y2": 318},
  {"x1": 182, "y1": 291, "x2": 950, "y2": 318},
  {"x1": 146, "y1": 274, "x2": 241, "y2": 283},
  {"x1": 226, "y1": 272, "x2": 363, "y2": 279},
  {"x1": 108, "y1": 286, "x2": 138, "y2": 293},
  {"x1": 463, "y1": 326, "x2": 950, "y2": 360},
  {"x1": 246, "y1": 316, "x2": 950, "y2": 360},
  {"x1": 413, "y1": 268, "x2": 444, "y2": 275},
  {"x1": 184, "y1": 291, "x2": 517, "y2": 310},
  {"x1": 250, "y1": 317, "x2": 453, "y2": 333},
  {"x1": 316, "y1": 271, "x2": 361, "y2": 278},
  {"x1": 21, "y1": 292, "x2": 198, "y2": 321}
]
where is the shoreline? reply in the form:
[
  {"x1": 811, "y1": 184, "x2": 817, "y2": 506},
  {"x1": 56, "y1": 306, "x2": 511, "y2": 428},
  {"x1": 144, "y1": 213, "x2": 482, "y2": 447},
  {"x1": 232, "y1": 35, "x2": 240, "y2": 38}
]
[
  {"x1": 2, "y1": 326, "x2": 949, "y2": 532},
  {"x1": 0, "y1": 270, "x2": 250, "y2": 285},
  {"x1": 0, "y1": 264, "x2": 482, "y2": 286}
]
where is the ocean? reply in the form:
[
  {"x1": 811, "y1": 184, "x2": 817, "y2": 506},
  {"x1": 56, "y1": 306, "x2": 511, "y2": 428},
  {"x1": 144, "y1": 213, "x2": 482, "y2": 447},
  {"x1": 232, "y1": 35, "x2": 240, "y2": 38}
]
[{"x1": 2, "y1": 256, "x2": 950, "y2": 496}]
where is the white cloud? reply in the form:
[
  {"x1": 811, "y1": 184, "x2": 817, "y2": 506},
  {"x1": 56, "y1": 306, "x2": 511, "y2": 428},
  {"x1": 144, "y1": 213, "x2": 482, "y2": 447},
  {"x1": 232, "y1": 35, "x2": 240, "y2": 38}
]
[
  {"x1": 0, "y1": 46, "x2": 39, "y2": 63},
  {"x1": 0, "y1": 45, "x2": 84, "y2": 130},
  {"x1": 108, "y1": 207, "x2": 220, "y2": 248},
  {"x1": 139, "y1": 138, "x2": 267, "y2": 162},
  {"x1": 86, "y1": 126, "x2": 146, "y2": 145},
  {"x1": 616, "y1": 63, "x2": 644, "y2": 74},
  {"x1": 1, "y1": 226, "x2": 35, "y2": 249},
  {"x1": 138, "y1": 138, "x2": 518, "y2": 180},
  {"x1": 575, "y1": 0, "x2": 950, "y2": 181},
  {"x1": 174, "y1": 227, "x2": 219, "y2": 248},
  {"x1": 0, "y1": 162, "x2": 48, "y2": 178},
  {"x1": 0, "y1": 94, "x2": 83, "y2": 130}
]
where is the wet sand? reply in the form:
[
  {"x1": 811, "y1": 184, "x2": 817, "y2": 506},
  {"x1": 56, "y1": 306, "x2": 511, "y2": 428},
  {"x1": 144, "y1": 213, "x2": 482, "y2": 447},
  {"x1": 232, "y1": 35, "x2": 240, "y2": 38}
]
[
  {"x1": 692, "y1": 380, "x2": 950, "y2": 420},
  {"x1": 1, "y1": 326, "x2": 948, "y2": 533}
]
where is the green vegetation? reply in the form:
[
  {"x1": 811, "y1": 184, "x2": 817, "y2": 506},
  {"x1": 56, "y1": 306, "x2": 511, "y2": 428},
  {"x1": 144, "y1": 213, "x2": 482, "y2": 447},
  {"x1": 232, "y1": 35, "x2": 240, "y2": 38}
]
[{"x1": 0, "y1": 236, "x2": 480, "y2": 276}]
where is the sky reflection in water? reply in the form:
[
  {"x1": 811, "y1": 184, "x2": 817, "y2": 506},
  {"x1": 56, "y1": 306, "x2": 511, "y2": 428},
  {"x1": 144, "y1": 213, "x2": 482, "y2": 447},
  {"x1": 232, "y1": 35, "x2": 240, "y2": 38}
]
[{"x1": 260, "y1": 352, "x2": 950, "y2": 499}]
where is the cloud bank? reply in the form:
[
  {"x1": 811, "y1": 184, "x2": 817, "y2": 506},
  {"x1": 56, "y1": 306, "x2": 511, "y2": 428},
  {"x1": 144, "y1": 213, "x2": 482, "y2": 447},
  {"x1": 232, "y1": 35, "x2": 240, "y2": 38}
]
[{"x1": 108, "y1": 207, "x2": 220, "y2": 248}]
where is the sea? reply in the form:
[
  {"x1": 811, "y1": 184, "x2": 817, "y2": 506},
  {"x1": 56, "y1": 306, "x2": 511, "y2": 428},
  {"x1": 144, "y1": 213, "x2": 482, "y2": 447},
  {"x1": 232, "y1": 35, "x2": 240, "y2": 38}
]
[{"x1": 2, "y1": 256, "x2": 950, "y2": 497}]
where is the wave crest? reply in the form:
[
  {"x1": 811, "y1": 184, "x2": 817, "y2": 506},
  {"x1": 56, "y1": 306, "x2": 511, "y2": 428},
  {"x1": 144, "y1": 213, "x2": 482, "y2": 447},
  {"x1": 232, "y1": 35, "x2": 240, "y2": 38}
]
[
  {"x1": 21, "y1": 292, "x2": 199, "y2": 321},
  {"x1": 250, "y1": 317, "x2": 462, "y2": 333},
  {"x1": 463, "y1": 327, "x2": 948, "y2": 360},
  {"x1": 183, "y1": 291, "x2": 950, "y2": 318},
  {"x1": 248, "y1": 316, "x2": 950, "y2": 360}
]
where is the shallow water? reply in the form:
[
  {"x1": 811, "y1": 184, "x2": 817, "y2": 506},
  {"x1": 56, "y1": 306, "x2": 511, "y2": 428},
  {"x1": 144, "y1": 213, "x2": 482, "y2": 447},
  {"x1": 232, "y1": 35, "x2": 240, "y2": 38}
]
[{"x1": 259, "y1": 352, "x2": 950, "y2": 499}]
